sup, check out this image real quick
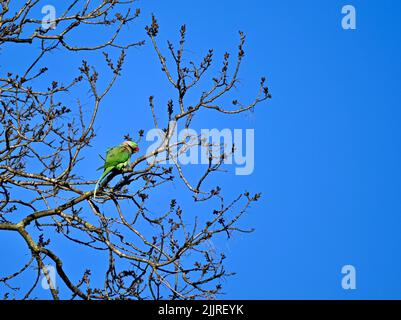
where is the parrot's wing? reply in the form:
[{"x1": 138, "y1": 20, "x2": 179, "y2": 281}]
[{"x1": 104, "y1": 145, "x2": 130, "y2": 169}]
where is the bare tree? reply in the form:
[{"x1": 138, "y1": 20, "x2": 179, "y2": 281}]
[{"x1": 0, "y1": 1, "x2": 271, "y2": 300}]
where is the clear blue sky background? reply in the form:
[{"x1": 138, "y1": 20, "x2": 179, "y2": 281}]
[{"x1": 1, "y1": 0, "x2": 401, "y2": 299}]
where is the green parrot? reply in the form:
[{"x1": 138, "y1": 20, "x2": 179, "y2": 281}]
[{"x1": 94, "y1": 140, "x2": 139, "y2": 199}]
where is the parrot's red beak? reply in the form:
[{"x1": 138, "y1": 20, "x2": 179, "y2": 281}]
[{"x1": 134, "y1": 146, "x2": 139, "y2": 153}]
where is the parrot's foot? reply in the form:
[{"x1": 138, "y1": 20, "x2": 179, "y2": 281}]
[{"x1": 116, "y1": 160, "x2": 130, "y2": 171}]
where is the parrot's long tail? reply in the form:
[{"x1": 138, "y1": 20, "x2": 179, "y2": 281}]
[{"x1": 93, "y1": 166, "x2": 113, "y2": 199}]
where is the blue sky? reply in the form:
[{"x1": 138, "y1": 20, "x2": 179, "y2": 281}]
[{"x1": 1, "y1": 0, "x2": 401, "y2": 299}]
